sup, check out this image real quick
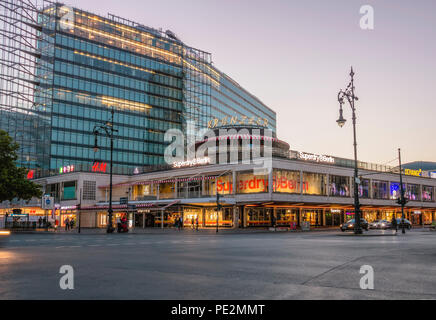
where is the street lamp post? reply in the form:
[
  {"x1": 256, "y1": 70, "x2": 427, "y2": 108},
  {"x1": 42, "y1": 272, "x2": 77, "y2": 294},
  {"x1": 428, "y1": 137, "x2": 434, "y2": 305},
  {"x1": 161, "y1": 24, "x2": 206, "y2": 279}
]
[
  {"x1": 337, "y1": 67, "x2": 363, "y2": 235},
  {"x1": 93, "y1": 106, "x2": 118, "y2": 233}
]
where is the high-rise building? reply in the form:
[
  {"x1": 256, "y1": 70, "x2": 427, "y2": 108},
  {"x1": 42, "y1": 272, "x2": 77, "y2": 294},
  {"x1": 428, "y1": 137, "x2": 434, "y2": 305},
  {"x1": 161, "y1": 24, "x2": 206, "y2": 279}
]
[{"x1": 0, "y1": 0, "x2": 276, "y2": 177}]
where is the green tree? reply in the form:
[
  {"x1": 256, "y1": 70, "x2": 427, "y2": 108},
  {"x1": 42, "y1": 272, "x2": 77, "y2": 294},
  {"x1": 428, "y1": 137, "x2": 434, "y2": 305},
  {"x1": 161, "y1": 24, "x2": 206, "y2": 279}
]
[{"x1": 0, "y1": 130, "x2": 42, "y2": 202}]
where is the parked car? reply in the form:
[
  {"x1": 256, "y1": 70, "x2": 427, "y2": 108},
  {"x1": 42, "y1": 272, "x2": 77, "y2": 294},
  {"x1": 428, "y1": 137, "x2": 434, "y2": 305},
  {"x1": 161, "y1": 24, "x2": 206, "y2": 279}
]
[
  {"x1": 395, "y1": 218, "x2": 412, "y2": 230},
  {"x1": 369, "y1": 219, "x2": 391, "y2": 230},
  {"x1": 340, "y1": 219, "x2": 369, "y2": 232},
  {"x1": 0, "y1": 229, "x2": 11, "y2": 246}
]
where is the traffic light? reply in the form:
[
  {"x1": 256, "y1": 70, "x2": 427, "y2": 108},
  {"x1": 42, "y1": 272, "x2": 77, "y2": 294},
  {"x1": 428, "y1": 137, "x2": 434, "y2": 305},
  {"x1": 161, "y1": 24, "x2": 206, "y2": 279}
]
[{"x1": 396, "y1": 197, "x2": 408, "y2": 206}]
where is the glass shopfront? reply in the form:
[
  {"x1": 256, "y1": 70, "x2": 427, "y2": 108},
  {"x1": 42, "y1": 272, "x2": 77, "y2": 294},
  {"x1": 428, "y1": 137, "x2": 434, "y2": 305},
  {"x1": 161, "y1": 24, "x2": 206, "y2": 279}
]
[
  {"x1": 183, "y1": 207, "x2": 203, "y2": 228},
  {"x1": 246, "y1": 207, "x2": 272, "y2": 226},
  {"x1": 329, "y1": 175, "x2": 350, "y2": 197},
  {"x1": 273, "y1": 170, "x2": 300, "y2": 193},
  {"x1": 325, "y1": 209, "x2": 342, "y2": 226},
  {"x1": 362, "y1": 210, "x2": 378, "y2": 222},
  {"x1": 211, "y1": 174, "x2": 233, "y2": 196},
  {"x1": 301, "y1": 209, "x2": 323, "y2": 227},
  {"x1": 204, "y1": 207, "x2": 233, "y2": 227},
  {"x1": 302, "y1": 172, "x2": 327, "y2": 195},
  {"x1": 275, "y1": 208, "x2": 298, "y2": 226},
  {"x1": 423, "y1": 211, "x2": 433, "y2": 225}
]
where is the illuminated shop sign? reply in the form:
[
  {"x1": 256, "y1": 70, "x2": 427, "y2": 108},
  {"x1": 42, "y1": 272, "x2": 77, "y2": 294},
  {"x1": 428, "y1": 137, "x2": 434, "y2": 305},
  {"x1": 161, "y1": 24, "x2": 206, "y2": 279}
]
[
  {"x1": 430, "y1": 171, "x2": 436, "y2": 179},
  {"x1": 59, "y1": 165, "x2": 74, "y2": 174},
  {"x1": 92, "y1": 162, "x2": 107, "y2": 173},
  {"x1": 172, "y1": 157, "x2": 210, "y2": 168},
  {"x1": 208, "y1": 116, "x2": 268, "y2": 128},
  {"x1": 404, "y1": 168, "x2": 422, "y2": 177},
  {"x1": 27, "y1": 170, "x2": 35, "y2": 180},
  {"x1": 298, "y1": 152, "x2": 335, "y2": 164}
]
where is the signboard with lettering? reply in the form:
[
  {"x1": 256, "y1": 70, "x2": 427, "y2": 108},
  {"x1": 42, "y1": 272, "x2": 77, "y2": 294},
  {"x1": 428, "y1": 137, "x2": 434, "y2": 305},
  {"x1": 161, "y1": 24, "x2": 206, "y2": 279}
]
[
  {"x1": 297, "y1": 152, "x2": 335, "y2": 164},
  {"x1": 404, "y1": 168, "x2": 422, "y2": 177},
  {"x1": 208, "y1": 116, "x2": 268, "y2": 129}
]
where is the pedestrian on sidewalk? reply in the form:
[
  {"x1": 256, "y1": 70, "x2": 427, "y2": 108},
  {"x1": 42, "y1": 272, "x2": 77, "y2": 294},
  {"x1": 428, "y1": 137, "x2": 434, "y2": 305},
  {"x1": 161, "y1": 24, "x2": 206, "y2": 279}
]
[
  {"x1": 178, "y1": 216, "x2": 183, "y2": 231},
  {"x1": 38, "y1": 217, "x2": 42, "y2": 228},
  {"x1": 391, "y1": 216, "x2": 398, "y2": 233},
  {"x1": 191, "y1": 216, "x2": 195, "y2": 230},
  {"x1": 64, "y1": 217, "x2": 70, "y2": 231},
  {"x1": 195, "y1": 216, "x2": 199, "y2": 231}
]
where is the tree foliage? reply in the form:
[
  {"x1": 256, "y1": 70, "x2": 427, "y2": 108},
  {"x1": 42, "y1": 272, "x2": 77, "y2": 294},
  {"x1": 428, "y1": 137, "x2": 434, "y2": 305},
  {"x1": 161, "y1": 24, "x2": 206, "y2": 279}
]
[{"x1": 0, "y1": 130, "x2": 42, "y2": 202}]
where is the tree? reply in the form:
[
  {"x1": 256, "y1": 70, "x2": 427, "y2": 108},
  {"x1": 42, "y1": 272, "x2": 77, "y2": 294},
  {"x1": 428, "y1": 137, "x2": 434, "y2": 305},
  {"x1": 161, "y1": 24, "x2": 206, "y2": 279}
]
[{"x1": 0, "y1": 130, "x2": 42, "y2": 202}]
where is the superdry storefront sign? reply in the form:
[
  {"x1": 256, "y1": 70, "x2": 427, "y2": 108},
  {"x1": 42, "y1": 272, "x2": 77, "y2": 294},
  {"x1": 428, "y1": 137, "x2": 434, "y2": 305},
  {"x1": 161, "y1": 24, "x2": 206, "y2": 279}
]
[{"x1": 216, "y1": 171, "x2": 309, "y2": 194}]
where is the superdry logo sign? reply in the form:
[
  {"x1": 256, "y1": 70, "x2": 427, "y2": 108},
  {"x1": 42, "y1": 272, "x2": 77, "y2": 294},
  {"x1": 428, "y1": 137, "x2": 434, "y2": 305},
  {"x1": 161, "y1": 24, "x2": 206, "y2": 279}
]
[{"x1": 298, "y1": 152, "x2": 335, "y2": 164}]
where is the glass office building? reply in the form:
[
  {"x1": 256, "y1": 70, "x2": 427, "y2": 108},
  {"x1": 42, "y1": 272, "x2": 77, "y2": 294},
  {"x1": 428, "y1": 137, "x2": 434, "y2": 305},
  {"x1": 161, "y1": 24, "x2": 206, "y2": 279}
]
[{"x1": 0, "y1": 1, "x2": 276, "y2": 177}]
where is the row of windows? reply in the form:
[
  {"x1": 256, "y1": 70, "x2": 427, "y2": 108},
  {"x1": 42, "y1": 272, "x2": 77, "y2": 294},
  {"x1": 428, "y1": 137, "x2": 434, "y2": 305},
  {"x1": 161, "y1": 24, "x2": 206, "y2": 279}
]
[
  {"x1": 52, "y1": 102, "x2": 180, "y2": 132},
  {"x1": 55, "y1": 33, "x2": 182, "y2": 76},
  {"x1": 51, "y1": 129, "x2": 167, "y2": 151},
  {"x1": 54, "y1": 60, "x2": 182, "y2": 100},
  {"x1": 214, "y1": 83, "x2": 275, "y2": 126},
  {"x1": 50, "y1": 142, "x2": 165, "y2": 164},
  {"x1": 53, "y1": 75, "x2": 183, "y2": 111},
  {"x1": 55, "y1": 46, "x2": 182, "y2": 89},
  {"x1": 220, "y1": 75, "x2": 276, "y2": 120},
  {"x1": 53, "y1": 89, "x2": 182, "y2": 122}
]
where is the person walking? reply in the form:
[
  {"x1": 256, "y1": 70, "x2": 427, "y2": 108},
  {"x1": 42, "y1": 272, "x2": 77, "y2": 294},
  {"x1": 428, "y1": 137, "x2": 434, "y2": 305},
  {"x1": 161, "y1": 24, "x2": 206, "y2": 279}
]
[
  {"x1": 64, "y1": 217, "x2": 70, "y2": 231},
  {"x1": 178, "y1": 216, "x2": 183, "y2": 231},
  {"x1": 191, "y1": 216, "x2": 195, "y2": 230},
  {"x1": 70, "y1": 218, "x2": 74, "y2": 230},
  {"x1": 391, "y1": 215, "x2": 398, "y2": 233},
  {"x1": 195, "y1": 216, "x2": 199, "y2": 231},
  {"x1": 38, "y1": 217, "x2": 42, "y2": 228}
]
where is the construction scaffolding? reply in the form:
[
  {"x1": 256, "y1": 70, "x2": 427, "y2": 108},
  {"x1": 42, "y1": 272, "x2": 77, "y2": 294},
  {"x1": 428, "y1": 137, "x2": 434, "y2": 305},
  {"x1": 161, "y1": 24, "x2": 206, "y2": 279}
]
[{"x1": 0, "y1": 0, "x2": 55, "y2": 175}]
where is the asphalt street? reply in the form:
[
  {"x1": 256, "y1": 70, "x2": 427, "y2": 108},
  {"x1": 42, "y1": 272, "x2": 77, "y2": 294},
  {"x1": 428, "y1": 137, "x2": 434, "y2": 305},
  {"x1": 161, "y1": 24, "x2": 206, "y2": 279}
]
[{"x1": 1, "y1": 229, "x2": 435, "y2": 299}]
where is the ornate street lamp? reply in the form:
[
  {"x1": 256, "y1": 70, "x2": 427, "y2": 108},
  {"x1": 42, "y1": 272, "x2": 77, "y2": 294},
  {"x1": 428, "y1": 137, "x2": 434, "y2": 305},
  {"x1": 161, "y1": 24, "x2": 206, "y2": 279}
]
[
  {"x1": 93, "y1": 106, "x2": 118, "y2": 233},
  {"x1": 337, "y1": 67, "x2": 363, "y2": 234}
]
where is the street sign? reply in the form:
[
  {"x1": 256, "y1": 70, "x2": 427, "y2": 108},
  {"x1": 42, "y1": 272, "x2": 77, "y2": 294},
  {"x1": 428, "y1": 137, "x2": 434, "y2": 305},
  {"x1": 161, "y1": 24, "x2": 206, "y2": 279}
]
[
  {"x1": 120, "y1": 197, "x2": 128, "y2": 205},
  {"x1": 42, "y1": 195, "x2": 54, "y2": 209}
]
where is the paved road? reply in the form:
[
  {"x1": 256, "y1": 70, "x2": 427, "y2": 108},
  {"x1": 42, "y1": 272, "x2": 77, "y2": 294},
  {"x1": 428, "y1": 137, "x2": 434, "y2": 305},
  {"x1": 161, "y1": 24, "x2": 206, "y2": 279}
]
[{"x1": 1, "y1": 230, "x2": 435, "y2": 299}]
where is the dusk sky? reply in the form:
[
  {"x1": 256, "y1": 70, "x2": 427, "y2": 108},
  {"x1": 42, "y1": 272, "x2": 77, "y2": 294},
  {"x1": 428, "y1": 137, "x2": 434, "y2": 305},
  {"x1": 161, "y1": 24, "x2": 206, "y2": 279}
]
[{"x1": 66, "y1": 0, "x2": 436, "y2": 165}]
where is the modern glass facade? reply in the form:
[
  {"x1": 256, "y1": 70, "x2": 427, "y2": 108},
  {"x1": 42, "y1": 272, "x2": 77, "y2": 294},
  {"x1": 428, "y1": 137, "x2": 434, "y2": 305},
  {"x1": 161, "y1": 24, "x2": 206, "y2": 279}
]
[{"x1": 0, "y1": 1, "x2": 276, "y2": 176}]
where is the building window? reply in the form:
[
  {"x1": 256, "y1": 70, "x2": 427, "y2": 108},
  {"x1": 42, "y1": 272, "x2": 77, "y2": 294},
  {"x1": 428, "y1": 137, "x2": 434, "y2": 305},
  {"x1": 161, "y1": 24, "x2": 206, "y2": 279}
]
[
  {"x1": 358, "y1": 179, "x2": 370, "y2": 198},
  {"x1": 422, "y1": 186, "x2": 434, "y2": 202},
  {"x1": 329, "y1": 175, "x2": 350, "y2": 197},
  {"x1": 372, "y1": 180, "x2": 388, "y2": 199},
  {"x1": 302, "y1": 172, "x2": 327, "y2": 195},
  {"x1": 237, "y1": 171, "x2": 268, "y2": 194},
  {"x1": 406, "y1": 184, "x2": 420, "y2": 201},
  {"x1": 62, "y1": 181, "x2": 77, "y2": 200},
  {"x1": 273, "y1": 169, "x2": 300, "y2": 193},
  {"x1": 390, "y1": 182, "x2": 406, "y2": 200}
]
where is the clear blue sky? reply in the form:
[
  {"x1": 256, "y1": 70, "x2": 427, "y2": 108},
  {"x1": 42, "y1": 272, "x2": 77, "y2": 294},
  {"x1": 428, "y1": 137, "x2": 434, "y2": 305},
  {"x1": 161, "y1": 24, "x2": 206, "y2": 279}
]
[{"x1": 66, "y1": 0, "x2": 436, "y2": 165}]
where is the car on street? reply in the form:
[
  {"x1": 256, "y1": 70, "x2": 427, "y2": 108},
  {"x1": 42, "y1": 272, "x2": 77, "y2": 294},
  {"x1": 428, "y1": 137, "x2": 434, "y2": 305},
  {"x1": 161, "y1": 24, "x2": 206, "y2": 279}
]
[
  {"x1": 369, "y1": 219, "x2": 391, "y2": 230},
  {"x1": 395, "y1": 218, "x2": 412, "y2": 230},
  {"x1": 0, "y1": 229, "x2": 11, "y2": 246},
  {"x1": 340, "y1": 218, "x2": 369, "y2": 232}
]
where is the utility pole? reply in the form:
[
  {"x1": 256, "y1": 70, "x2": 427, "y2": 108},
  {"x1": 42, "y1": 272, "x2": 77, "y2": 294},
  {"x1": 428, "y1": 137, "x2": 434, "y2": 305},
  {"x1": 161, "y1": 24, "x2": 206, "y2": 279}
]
[
  {"x1": 216, "y1": 192, "x2": 222, "y2": 233},
  {"x1": 78, "y1": 188, "x2": 82, "y2": 234},
  {"x1": 398, "y1": 148, "x2": 408, "y2": 234}
]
